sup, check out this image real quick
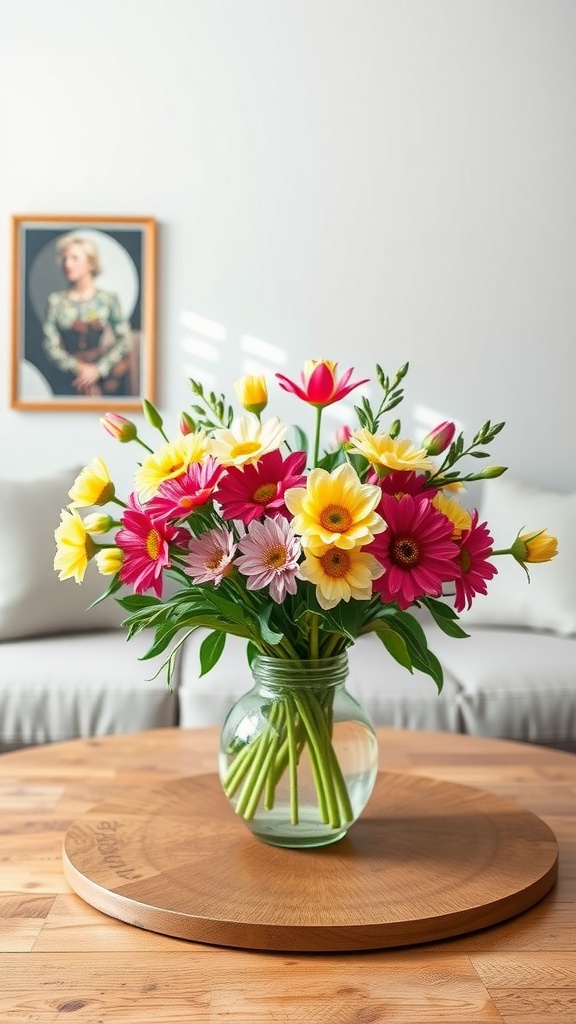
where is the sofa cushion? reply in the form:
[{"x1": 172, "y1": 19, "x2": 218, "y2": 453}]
[
  {"x1": 427, "y1": 626, "x2": 576, "y2": 750},
  {"x1": 461, "y1": 476, "x2": 576, "y2": 636},
  {"x1": 0, "y1": 469, "x2": 124, "y2": 641},
  {"x1": 0, "y1": 629, "x2": 178, "y2": 751},
  {"x1": 177, "y1": 629, "x2": 463, "y2": 734}
]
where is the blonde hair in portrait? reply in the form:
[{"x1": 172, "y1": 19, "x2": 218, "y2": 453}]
[{"x1": 54, "y1": 234, "x2": 103, "y2": 276}]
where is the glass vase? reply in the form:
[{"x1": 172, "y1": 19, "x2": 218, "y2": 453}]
[{"x1": 218, "y1": 653, "x2": 378, "y2": 849}]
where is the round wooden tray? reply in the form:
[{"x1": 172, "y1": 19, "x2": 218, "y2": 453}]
[{"x1": 62, "y1": 771, "x2": 558, "y2": 952}]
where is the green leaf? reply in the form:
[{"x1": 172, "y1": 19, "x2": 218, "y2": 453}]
[
  {"x1": 322, "y1": 601, "x2": 366, "y2": 642},
  {"x1": 380, "y1": 610, "x2": 444, "y2": 692},
  {"x1": 255, "y1": 603, "x2": 284, "y2": 646},
  {"x1": 370, "y1": 622, "x2": 413, "y2": 672},
  {"x1": 199, "y1": 630, "x2": 226, "y2": 677},
  {"x1": 87, "y1": 577, "x2": 122, "y2": 608},
  {"x1": 292, "y1": 425, "x2": 308, "y2": 455},
  {"x1": 422, "y1": 597, "x2": 470, "y2": 639},
  {"x1": 317, "y1": 449, "x2": 345, "y2": 473},
  {"x1": 116, "y1": 593, "x2": 161, "y2": 611}
]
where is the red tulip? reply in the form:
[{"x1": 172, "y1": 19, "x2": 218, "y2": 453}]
[{"x1": 276, "y1": 359, "x2": 369, "y2": 408}]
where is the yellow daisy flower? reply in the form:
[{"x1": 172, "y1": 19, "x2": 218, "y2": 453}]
[
  {"x1": 432, "y1": 491, "x2": 472, "y2": 539},
  {"x1": 299, "y1": 544, "x2": 385, "y2": 610},
  {"x1": 210, "y1": 415, "x2": 287, "y2": 467},
  {"x1": 284, "y1": 462, "x2": 385, "y2": 554},
  {"x1": 134, "y1": 431, "x2": 209, "y2": 500},
  {"x1": 54, "y1": 509, "x2": 97, "y2": 583},
  {"x1": 348, "y1": 430, "x2": 434, "y2": 477},
  {"x1": 95, "y1": 547, "x2": 124, "y2": 575},
  {"x1": 68, "y1": 458, "x2": 115, "y2": 508}
]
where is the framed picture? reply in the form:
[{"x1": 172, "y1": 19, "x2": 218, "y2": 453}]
[{"x1": 10, "y1": 214, "x2": 157, "y2": 411}]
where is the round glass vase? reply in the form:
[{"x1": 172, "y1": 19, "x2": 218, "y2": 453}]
[{"x1": 218, "y1": 653, "x2": 378, "y2": 849}]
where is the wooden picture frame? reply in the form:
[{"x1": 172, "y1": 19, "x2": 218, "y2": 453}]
[{"x1": 10, "y1": 214, "x2": 156, "y2": 411}]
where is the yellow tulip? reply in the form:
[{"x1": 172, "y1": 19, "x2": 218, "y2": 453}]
[{"x1": 234, "y1": 375, "x2": 268, "y2": 415}]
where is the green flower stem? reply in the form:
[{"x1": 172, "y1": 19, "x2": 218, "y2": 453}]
[
  {"x1": 294, "y1": 692, "x2": 340, "y2": 827},
  {"x1": 223, "y1": 733, "x2": 266, "y2": 797},
  {"x1": 305, "y1": 688, "x2": 350, "y2": 823},
  {"x1": 313, "y1": 405, "x2": 323, "y2": 468},
  {"x1": 235, "y1": 703, "x2": 283, "y2": 818},
  {"x1": 309, "y1": 615, "x2": 320, "y2": 659},
  {"x1": 240, "y1": 727, "x2": 281, "y2": 820},
  {"x1": 222, "y1": 685, "x2": 353, "y2": 830},
  {"x1": 285, "y1": 696, "x2": 299, "y2": 824}
]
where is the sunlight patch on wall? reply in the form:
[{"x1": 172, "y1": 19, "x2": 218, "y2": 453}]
[
  {"x1": 241, "y1": 335, "x2": 287, "y2": 365},
  {"x1": 180, "y1": 310, "x2": 227, "y2": 389},
  {"x1": 181, "y1": 336, "x2": 220, "y2": 361},
  {"x1": 180, "y1": 311, "x2": 227, "y2": 341}
]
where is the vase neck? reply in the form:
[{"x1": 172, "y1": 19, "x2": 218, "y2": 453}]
[{"x1": 251, "y1": 653, "x2": 349, "y2": 691}]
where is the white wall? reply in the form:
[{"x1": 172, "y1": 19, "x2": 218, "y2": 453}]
[{"x1": 1, "y1": 0, "x2": 575, "y2": 498}]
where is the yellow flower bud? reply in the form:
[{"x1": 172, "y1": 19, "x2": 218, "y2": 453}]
[
  {"x1": 83, "y1": 513, "x2": 114, "y2": 534},
  {"x1": 95, "y1": 548, "x2": 124, "y2": 576},
  {"x1": 512, "y1": 529, "x2": 558, "y2": 565},
  {"x1": 234, "y1": 375, "x2": 268, "y2": 415}
]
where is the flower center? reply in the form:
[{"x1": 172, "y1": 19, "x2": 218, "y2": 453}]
[
  {"x1": 206, "y1": 550, "x2": 226, "y2": 571},
  {"x1": 253, "y1": 482, "x2": 277, "y2": 505},
  {"x1": 230, "y1": 441, "x2": 261, "y2": 459},
  {"x1": 265, "y1": 545, "x2": 288, "y2": 569},
  {"x1": 460, "y1": 547, "x2": 472, "y2": 574},
  {"x1": 392, "y1": 536, "x2": 419, "y2": 567},
  {"x1": 146, "y1": 528, "x2": 161, "y2": 560},
  {"x1": 319, "y1": 504, "x2": 353, "y2": 533},
  {"x1": 319, "y1": 548, "x2": 351, "y2": 579}
]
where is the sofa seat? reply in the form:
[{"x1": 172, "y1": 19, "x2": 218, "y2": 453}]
[
  {"x1": 427, "y1": 626, "x2": 576, "y2": 752},
  {"x1": 0, "y1": 630, "x2": 179, "y2": 752}
]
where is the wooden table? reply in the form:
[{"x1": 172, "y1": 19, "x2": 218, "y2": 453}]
[{"x1": 0, "y1": 727, "x2": 574, "y2": 1023}]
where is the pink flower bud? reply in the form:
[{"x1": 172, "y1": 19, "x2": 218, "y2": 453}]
[
  {"x1": 336, "y1": 424, "x2": 352, "y2": 445},
  {"x1": 422, "y1": 421, "x2": 456, "y2": 456},
  {"x1": 100, "y1": 412, "x2": 137, "y2": 443},
  {"x1": 179, "y1": 411, "x2": 196, "y2": 435}
]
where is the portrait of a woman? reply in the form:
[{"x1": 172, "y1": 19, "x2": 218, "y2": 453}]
[{"x1": 43, "y1": 234, "x2": 134, "y2": 397}]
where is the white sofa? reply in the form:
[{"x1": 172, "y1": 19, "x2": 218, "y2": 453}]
[{"x1": 1, "y1": 470, "x2": 575, "y2": 753}]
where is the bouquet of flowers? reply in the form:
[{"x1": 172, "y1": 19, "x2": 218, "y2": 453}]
[{"x1": 54, "y1": 359, "x2": 557, "y2": 841}]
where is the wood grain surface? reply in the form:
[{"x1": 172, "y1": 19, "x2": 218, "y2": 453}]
[
  {"x1": 0, "y1": 726, "x2": 575, "y2": 1022},
  {"x1": 61, "y1": 770, "x2": 558, "y2": 951}
]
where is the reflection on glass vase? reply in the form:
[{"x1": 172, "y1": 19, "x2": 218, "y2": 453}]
[{"x1": 218, "y1": 653, "x2": 378, "y2": 849}]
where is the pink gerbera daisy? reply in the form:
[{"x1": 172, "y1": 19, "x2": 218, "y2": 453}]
[
  {"x1": 367, "y1": 469, "x2": 438, "y2": 509},
  {"x1": 369, "y1": 494, "x2": 460, "y2": 610},
  {"x1": 216, "y1": 449, "x2": 307, "y2": 525},
  {"x1": 453, "y1": 510, "x2": 497, "y2": 612},
  {"x1": 146, "y1": 458, "x2": 225, "y2": 522},
  {"x1": 235, "y1": 516, "x2": 302, "y2": 604},
  {"x1": 115, "y1": 493, "x2": 188, "y2": 598},
  {"x1": 185, "y1": 527, "x2": 237, "y2": 586}
]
